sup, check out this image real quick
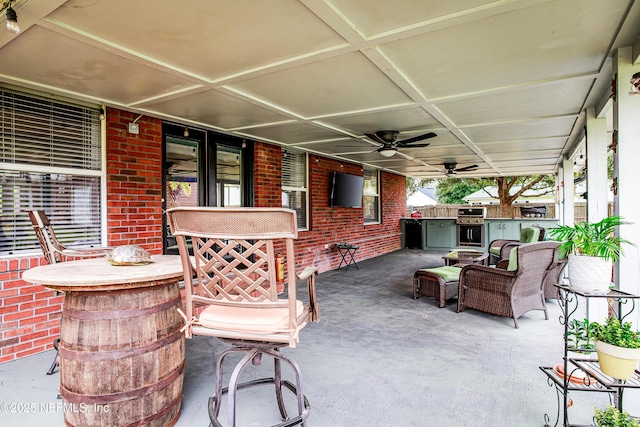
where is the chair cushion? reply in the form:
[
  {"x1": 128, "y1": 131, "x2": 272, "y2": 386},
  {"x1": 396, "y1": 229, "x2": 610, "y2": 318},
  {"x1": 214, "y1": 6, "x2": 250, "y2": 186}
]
[
  {"x1": 489, "y1": 246, "x2": 501, "y2": 256},
  {"x1": 507, "y1": 247, "x2": 518, "y2": 271},
  {"x1": 520, "y1": 227, "x2": 540, "y2": 243},
  {"x1": 199, "y1": 299, "x2": 305, "y2": 332},
  {"x1": 417, "y1": 266, "x2": 462, "y2": 282}
]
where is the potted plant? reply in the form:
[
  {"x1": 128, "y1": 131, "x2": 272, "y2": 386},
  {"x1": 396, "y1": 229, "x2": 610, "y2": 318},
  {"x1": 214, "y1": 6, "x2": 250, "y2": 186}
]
[
  {"x1": 567, "y1": 318, "x2": 597, "y2": 353},
  {"x1": 594, "y1": 404, "x2": 640, "y2": 426},
  {"x1": 592, "y1": 317, "x2": 640, "y2": 380},
  {"x1": 548, "y1": 216, "x2": 633, "y2": 293}
]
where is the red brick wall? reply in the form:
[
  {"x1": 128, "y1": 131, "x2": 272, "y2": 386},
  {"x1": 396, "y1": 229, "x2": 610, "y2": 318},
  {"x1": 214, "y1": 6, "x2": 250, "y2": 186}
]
[
  {"x1": 0, "y1": 108, "x2": 404, "y2": 363},
  {"x1": 299, "y1": 155, "x2": 403, "y2": 272},
  {"x1": 105, "y1": 109, "x2": 164, "y2": 254},
  {"x1": 254, "y1": 142, "x2": 283, "y2": 207},
  {"x1": 253, "y1": 148, "x2": 403, "y2": 271},
  {"x1": 0, "y1": 256, "x2": 62, "y2": 363}
]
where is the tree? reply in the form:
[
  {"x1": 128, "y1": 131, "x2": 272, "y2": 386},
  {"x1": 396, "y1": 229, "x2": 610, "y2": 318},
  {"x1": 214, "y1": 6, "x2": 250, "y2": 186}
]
[
  {"x1": 406, "y1": 177, "x2": 425, "y2": 197},
  {"x1": 436, "y1": 179, "x2": 481, "y2": 204},
  {"x1": 453, "y1": 175, "x2": 554, "y2": 216},
  {"x1": 436, "y1": 175, "x2": 556, "y2": 217}
]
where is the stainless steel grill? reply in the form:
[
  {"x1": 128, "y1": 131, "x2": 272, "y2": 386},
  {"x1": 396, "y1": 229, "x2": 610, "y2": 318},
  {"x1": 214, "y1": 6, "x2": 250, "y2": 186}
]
[
  {"x1": 456, "y1": 208, "x2": 485, "y2": 247},
  {"x1": 456, "y1": 207, "x2": 486, "y2": 225}
]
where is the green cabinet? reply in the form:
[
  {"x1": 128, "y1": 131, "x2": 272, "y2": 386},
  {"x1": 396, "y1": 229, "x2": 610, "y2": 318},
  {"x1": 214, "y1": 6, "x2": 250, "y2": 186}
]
[
  {"x1": 426, "y1": 220, "x2": 456, "y2": 249},
  {"x1": 487, "y1": 221, "x2": 521, "y2": 243},
  {"x1": 402, "y1": 218, "x2": 559, "y2": 251},
  {"x1": 487, "y1": 219, "x2": 558, "y2": 244}
]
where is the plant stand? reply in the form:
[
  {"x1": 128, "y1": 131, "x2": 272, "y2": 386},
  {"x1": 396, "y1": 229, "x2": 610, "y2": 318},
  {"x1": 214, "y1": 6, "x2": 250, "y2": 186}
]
[{"x1": 540, "y1": 284, "x2": 640, "y2": 427}]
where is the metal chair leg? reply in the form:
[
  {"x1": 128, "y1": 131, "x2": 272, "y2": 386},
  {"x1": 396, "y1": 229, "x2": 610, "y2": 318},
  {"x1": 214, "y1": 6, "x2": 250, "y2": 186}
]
[
  {"x1": 46, "y1": 338, "x2": 60, "y2": 375},
  {"x1": 207, "y1": 344, "x2": 310, "y2": 427},
  {"x1": 274, "y1": 353, "x2": 288, "y2": 420}
]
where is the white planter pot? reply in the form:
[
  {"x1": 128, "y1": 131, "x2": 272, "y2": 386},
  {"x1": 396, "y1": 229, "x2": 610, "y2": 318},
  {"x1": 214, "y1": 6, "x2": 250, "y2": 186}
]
[
  {"x1": 567, "y1": 254, "x2": 612, "y2": 293},
  {"x1": 595, "y1": 340, "x2": 640, "y2": 380}
]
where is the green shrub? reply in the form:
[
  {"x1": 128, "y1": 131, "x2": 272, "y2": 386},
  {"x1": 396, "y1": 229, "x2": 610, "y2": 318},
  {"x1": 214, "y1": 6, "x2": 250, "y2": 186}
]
[
  {"x1": 594, "y1": 404, "x2": 640, "y2": 427},
  {"x1": 592, "y1": 317, "x2": 640, "y2": 349}
]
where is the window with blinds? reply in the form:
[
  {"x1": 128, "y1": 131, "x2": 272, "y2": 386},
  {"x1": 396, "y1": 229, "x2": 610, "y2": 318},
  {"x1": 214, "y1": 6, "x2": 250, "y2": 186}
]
[
  {"x1": 363, "y1": 167, "x2": 380, "y2": 223},
  {"x1": 281, "y1": 148, "x2": 308, "y2": 230},
  {"x1": 0, "y1": 88, "x2": 103, "y2": 255}
]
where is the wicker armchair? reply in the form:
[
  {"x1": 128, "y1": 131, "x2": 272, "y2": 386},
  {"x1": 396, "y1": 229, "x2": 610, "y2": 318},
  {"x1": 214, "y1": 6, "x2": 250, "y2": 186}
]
[
  {"x1": 167, "y1": 207, "x2": 319, "y2": 427},
  {"x1": 487, "y1": 226, "x2": 545, "y2": 265},
  {"x1": 457, "y1": 241, "x2": 558, "y2": 328},
  {"x1": 541, "y1": 244, "x2": 567, "y2": 299}
]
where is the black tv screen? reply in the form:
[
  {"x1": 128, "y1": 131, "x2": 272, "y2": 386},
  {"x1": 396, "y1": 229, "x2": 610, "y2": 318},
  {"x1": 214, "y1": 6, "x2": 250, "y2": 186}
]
[{"x1": 330, "y1": 171, "x2": 364, "y2": 208}]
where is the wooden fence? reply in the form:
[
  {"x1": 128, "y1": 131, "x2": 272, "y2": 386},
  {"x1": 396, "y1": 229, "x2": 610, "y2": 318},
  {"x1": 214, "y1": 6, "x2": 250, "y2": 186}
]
[{"x1": 406, "y1": 203, "x2": 602, "y2": 223}]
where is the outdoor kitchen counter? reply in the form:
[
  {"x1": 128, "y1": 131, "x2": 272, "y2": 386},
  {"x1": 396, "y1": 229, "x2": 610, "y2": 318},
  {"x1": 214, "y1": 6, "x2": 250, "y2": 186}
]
[
  {"x1": 401, "y1": 218, "x2": 558, "y2": 251},
  {"x1": 401, "y1": 217, "x2": 559, "y2": 220}
]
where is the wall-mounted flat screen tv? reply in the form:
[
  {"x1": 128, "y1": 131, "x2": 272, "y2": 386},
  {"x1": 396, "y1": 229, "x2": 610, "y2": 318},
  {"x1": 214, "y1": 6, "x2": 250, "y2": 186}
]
[{"x1": 330, "y1": 171, "x2": 364, "y2": 208}]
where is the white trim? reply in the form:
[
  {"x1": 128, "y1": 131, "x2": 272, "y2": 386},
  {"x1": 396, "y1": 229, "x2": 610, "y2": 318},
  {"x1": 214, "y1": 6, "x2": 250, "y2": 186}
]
[{"x1": 100, "y1": 105, "x2": 108, "y2": 247}]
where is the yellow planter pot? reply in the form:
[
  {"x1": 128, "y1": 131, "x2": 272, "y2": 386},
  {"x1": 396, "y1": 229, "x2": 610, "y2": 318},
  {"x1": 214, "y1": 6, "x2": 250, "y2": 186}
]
[{"x1": 595, "y1": 340, "x2": 640, "y2": 380}]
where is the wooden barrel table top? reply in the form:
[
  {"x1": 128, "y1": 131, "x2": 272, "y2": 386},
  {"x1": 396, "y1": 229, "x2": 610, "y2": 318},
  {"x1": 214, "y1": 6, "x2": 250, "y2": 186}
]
[{"x1": 22, "y1": 254, "x2": 186, "y2": 291}]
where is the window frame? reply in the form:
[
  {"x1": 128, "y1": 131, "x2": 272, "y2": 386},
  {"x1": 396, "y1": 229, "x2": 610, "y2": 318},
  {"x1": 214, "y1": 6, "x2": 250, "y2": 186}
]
[
  {"x1": 363, "y1": 166, "x2": 381, "y2": 224},
  {"x1": 0, "y1": 86, "x2": 106, "y2": 257},
  {"x1": 281, "y1": 148, "x2": 308, "y2": 231}
]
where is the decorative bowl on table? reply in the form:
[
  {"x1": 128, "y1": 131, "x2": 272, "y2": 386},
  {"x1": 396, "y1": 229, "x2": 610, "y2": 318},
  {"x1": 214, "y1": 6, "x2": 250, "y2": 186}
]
[{"x1": 106, "y1": 245, "x2": 154, "y2": 266}]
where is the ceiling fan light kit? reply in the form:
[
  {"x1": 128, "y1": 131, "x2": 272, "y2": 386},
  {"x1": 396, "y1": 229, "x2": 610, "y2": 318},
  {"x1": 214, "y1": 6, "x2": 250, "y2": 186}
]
[{"x1": 378, "y1": 148, "x2": 397, "y2": 157}]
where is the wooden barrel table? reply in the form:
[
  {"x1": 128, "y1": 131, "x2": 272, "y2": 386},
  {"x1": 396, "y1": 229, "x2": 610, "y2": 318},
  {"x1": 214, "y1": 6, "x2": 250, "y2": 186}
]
[{"x1": 22, "y1": 255, "x2": 186, "y2": 427}]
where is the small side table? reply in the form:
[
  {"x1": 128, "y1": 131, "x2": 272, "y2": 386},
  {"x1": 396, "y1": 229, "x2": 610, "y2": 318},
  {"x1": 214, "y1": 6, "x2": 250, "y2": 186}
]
[
  {"x1": 442, "y1": 250, "x2": 489, "y2": 266},
  {"x1": 336, "y1": 244, "x2": 359, "y2": 271}
]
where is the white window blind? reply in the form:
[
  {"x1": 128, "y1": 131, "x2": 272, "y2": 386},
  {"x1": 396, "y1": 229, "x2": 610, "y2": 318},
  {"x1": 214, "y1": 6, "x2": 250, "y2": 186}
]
[
  {"x1": 281, "y1": 149, "x2": 308, "y2": 229},
  {"x1": 0, "y1": 88, "x2": 103, "y2": 255}
]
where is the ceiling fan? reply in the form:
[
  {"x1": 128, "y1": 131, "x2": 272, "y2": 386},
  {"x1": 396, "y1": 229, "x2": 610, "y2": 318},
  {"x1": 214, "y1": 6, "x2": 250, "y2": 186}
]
[
  {"x1": 365, "y1": 130, "x2": 436, "y2": 157},
  {"x1": 443, "y1": 162, "x2": 479, "y2": 177}
]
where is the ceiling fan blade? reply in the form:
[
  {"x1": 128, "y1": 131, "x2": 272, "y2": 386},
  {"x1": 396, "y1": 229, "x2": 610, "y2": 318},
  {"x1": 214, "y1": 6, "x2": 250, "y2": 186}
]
[
  {"x1": 398, "y1": 132, "x2": 437, "y2": 145},
  {"x1": 397, "y1": 143, "x2": 430, "y2": 148},
  {"x1": 365, "y1": 133, "x2": 387, "y2": 145},
  {"x1": 455, "y1": 164, "x2": 479, "y2": 172}
]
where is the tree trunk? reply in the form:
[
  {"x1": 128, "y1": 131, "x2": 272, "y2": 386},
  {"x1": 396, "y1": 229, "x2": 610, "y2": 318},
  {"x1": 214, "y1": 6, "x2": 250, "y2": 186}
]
[{"x1": 500, "y1": 203, "x2": 515, "y2": 218}]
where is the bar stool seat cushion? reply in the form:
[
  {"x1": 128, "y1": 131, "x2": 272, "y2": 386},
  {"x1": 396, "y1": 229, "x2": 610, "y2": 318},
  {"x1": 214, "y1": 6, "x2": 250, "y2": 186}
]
[{"x1": 199, "y1": 299, "x2": 306, "y2": 332}]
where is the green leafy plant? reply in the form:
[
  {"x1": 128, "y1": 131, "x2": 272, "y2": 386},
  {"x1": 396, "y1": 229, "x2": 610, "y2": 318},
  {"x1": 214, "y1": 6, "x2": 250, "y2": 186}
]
[
  {"x1": 567, "y1": 318, "x2": 597, "y2": 352},
  {"x1": 594, "y1": 404, "x2": 640, "y2": 427},
  {"x1": 548, "y1": 216, "x2": 633, "y2": 262},
  {"x1": 592, "y1": 317, "x2": 640, "y2": 349}
]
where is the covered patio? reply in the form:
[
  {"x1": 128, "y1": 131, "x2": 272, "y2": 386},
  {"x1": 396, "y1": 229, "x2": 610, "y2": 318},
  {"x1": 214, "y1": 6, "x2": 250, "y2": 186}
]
[
  {"x1": 2, "y1": 249, "x2": 639, "y2": 426},
  {"x1": 1, "y1": 1, "x2": 640, "y2": 426}
]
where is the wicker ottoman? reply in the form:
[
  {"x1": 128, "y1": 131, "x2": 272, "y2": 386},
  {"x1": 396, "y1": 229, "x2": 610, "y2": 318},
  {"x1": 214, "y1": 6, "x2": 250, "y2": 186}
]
[{"x1": 413, "y1": 266, "x2": 462, "y2": 308}]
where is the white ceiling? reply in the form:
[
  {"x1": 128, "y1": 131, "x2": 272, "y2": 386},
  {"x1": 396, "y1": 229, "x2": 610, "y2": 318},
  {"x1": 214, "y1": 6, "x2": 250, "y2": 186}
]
[{"x1": 1, "y1": 0, "x2": 639, "y2": 179}]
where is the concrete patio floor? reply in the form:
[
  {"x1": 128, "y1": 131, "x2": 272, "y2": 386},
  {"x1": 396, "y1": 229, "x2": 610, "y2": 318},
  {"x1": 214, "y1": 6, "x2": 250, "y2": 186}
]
[{"x1": 1, "y1": 249, "x2": 639, "y2": 427}]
